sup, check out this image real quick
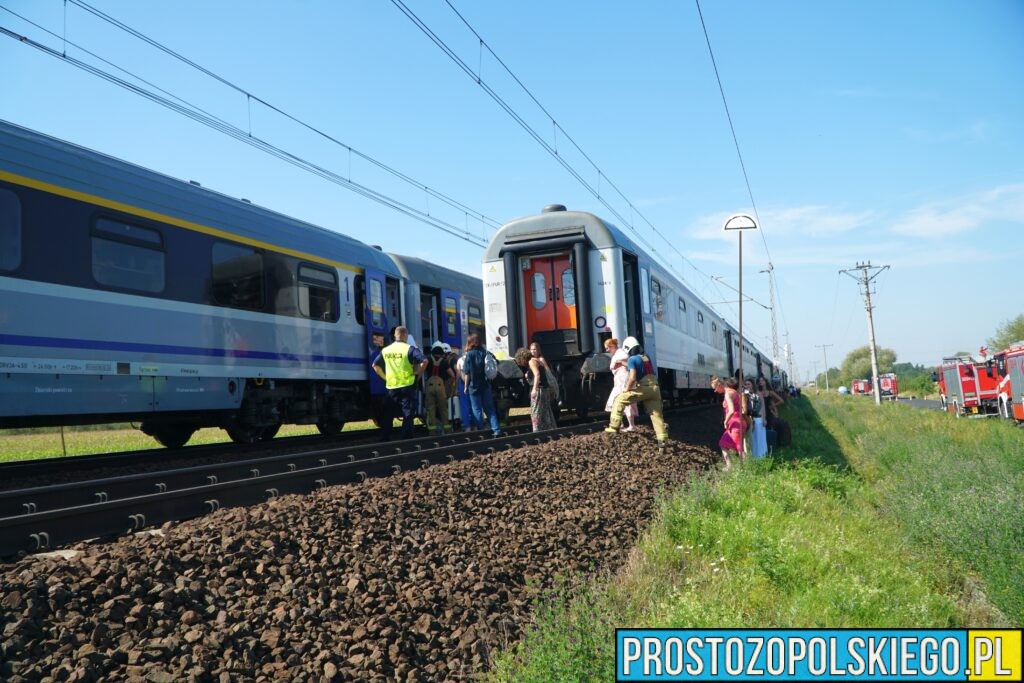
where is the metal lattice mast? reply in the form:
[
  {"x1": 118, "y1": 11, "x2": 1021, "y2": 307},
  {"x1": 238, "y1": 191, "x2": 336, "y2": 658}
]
[{"x1": 761, "y1": 264, "x2": 780, "y2": 371}]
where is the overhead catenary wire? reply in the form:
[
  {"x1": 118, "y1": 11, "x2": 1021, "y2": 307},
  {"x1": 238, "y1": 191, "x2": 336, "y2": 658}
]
[
  {"x1": 392, "y1": 0, "x2": 741, "y2": 320},
  {"x1": 0, "y1": 3, "x2": 497, "y2": 248},
  {"x1": 694, "y1": 0, "x2": 791, "y2": 351}
]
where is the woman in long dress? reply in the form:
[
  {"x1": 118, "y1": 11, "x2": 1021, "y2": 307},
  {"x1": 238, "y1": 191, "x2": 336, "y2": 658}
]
[
  {"x1": 516, "y1": 343, "x2": 556, "y2": 431},
  {"x1": 604, "y1": 338, "x2": 638, "y2": 431},
  {"x1": 712, "y1": 375, "x2": 745, "y2": 470}
]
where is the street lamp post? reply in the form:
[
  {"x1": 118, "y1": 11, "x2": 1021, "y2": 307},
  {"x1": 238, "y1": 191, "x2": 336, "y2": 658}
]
[{"x1": 723, "y1": 214, "x2": 759, "y2": 384}]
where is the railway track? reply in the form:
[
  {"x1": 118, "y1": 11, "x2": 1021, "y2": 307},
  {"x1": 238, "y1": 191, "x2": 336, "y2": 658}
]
[{"x1": 0, "y1": 420, "x2": 603, "y2": 558}]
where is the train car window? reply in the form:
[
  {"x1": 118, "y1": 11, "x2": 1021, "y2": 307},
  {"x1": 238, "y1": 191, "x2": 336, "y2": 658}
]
[
  {"x1": 211, "y1": 242, "x2": 264, "y2": 310},
  {"x1": 354, "y1": 275, "x2": 365, "y2": 325},
  {"x1": 640, "y1": 268, "x2": 650, "y2": 315},
  {"x1": 561, "y1": 268, "x2": 575, "y2": 306},
  {"x1": 712, "y1": 322, "x2": 717, "y2": 332},
  {"x1": 531, "y1": 272, "x2": 547, "y2": 309},
  {"x1": 697, "y1": 312, "x2": 704, "y2": 323},
  {"x1": 0, "y1": 188, "x2": 21, "y2": 271},
  {"x1": 445, "y1": 296, "x2": 458, "y2": 336},
  {"x1": 651, "y1": 278, "x2": 664, "y2": 321},
  {"x1": 468, "y1": 301, "x2": 485, "y2": 338},
  {"x1": 92, "y1": 218, "x2": 165, "y2": 293},
  {"x1": 298, "y1": 264, "x2": 338, "y2": 322},
  {"x1": 369, "y1": 278, "x2": 384, "y2": 327}
]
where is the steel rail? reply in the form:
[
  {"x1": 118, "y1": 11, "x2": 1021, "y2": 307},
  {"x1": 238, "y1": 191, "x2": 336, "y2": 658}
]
[{"x1": 0, "y1": 422, "x2": 603, "y2": 558}]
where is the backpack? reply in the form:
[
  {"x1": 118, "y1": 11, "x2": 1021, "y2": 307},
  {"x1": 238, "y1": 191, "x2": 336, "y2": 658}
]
[
  {"x1": 484, "y1": 351, "x2": 498, "y2": 381},
  {"x1": 747, "y1": 391, "x2": 762, "y2": 418}
]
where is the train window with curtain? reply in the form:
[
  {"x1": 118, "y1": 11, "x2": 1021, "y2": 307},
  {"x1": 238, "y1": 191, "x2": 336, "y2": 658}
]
[
  {"x1": 211, "y1": 241, "x2": 263, "y2": 309},
  {"x1": 531, "y1": 272, "x2": 546, "y2": 309},
  {"x1": 445, "y1": 296, "x2": 457, "y2": 336},
  {"x1": 92, "y1": 217, "x2": 165, "y2": 293},
  {"x1": 560, "y1": 268, "x2": 575, "y2": 306},
  {"x1": 651, "y1": 278, "x2": 664, "y2": 321},
  {"x1": 0, "y1": 188, "x2": 21, "y2": 271},
  {"x1": 369, "y1": 278, "x2": 384, "y2": 327},
  {"x1": 298, "y1": 264, "x2": 338, "y2": 322}
]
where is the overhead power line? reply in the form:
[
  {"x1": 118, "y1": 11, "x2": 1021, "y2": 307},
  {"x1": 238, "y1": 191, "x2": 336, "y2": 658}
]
[
  {"x1": 392, "y1": 0, "x2": 741, "y2": 319},
  {"x1": 0, "y1": 3, "x2": 497, "y2": 247}
]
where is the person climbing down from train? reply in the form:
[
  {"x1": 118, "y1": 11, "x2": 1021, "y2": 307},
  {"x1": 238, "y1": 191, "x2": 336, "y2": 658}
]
[
  {"x1": 372, "y1": 326, "x2": 428, "y2": 441},
  {"x1": 423, "y1": 341, "x2": 455, "y2": 435},
  {"x1": 515, "y1": 343, "x2": 556, "y2": 432},
  {"x1": 604, "y1": 337, "x2": 668, "y2": 450},
  {"x1": 603, "y1": 337, "x2": 638, "y2": 432},
  {"x1": 712, "y1": 375, "x2": 745, "y2": 470},
  {"x1": 462, "y1": 333, "x2": 505, "y2": 437}
]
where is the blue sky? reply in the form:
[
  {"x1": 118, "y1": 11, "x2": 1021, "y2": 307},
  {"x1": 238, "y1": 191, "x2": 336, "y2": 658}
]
[{"x1": 2, "y1": 0, "x2": 1022, "y2": 378}]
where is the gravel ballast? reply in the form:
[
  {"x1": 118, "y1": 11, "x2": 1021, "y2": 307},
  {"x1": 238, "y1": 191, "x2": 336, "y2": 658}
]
[{"x1": 1, "y1": 408, "x2": 720, "y2": 681}]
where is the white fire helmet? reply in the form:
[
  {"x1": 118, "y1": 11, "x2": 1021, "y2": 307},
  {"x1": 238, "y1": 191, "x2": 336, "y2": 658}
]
[{"x1": 622, "y1": 336, "x2": 640, "y2": 354}]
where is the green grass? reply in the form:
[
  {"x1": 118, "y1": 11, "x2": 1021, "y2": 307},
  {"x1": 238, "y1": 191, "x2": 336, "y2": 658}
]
[
  {"x1": 491, "y1": 394, "x2": 1021, "y2": 681},
  {"x1": 0, "y1": 421, "x2": 377, "y2": 462}
]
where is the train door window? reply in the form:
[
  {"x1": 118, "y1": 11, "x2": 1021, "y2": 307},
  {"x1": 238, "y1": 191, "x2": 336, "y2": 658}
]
[
  {"x1": 468, "y1": 301, "x2": 485, "y2": 338},
  {"x1": 531, "y1": 272, "x2": 547, "y2": 309},
  {"x1": 640, "y1": 268, "x2": 650, "y2": 315},
  {"x1": 212, "y1": 242, "x2": 263, "y2": 309},
  {"x1": 560, "y1": 268, "x2": 575, "y2": 306},
  {"x1": 651, "y1": 278, "x2": 664, "y2": 321},
  {"x1": 445, "y1": 295, "x2": 457, "y2": 336},
  {"x1": 298, "y1": 264, "x2": 338, "y2": 321},
  {"x1": 386, "y1": 279, "x2": 400, "y2": 322},
  {"x1": 0, "y1": 188, "x2": 21, "y2": 271},
  {"x1": 678, "y1": 298, "x2": 687, "y2": 333},
  {"x1": 354, "y1": 275, "x2": 365, "y2": 325},
  {"x1": 369, "y1": 278, "x2": 384, "y2": 327},
  {"x1": 92, "y1": 218, "x2": 165, "y2": 293}
]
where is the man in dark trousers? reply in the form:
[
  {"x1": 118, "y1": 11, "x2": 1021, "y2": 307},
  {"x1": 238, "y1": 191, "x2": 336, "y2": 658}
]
[{"x1": 372, "y1": 325, "x2": 427, "y2": 440}]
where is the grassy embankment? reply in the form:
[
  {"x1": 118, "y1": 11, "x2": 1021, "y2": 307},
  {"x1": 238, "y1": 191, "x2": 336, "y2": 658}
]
[{"x1": 491, "y1": 394, "x2": 1023, "y2": 681}]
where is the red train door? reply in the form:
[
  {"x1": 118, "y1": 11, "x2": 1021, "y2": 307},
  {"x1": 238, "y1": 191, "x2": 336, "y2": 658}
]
[{"x1": 522, "y1": 254, "x2": 577, "y2": 342}]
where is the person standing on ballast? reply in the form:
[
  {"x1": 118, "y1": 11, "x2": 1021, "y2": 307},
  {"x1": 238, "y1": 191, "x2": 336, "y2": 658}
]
[{"x1": 372, "y1": 325, "x2": 428, "y2": 440}]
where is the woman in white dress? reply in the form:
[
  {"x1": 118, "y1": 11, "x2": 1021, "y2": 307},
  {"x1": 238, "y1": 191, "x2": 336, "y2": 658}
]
[{"x1": 604, "y1": 338, "x2": 638, "y2": 431}]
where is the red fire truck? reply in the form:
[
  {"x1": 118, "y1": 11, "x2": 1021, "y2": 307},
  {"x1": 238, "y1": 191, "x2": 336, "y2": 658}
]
[
  {"x1": 851, "y1": 379, "x2": 872, "y2": 395},
  {"x1": 878, "y1": 373, "x2": 899, "y2": 400},
  {"x1": 989, "y1": 343, "x2": 1024, "y2": 421},
  {"x1": 938, "y1": 356, "x2": 999, "y2": 416}
]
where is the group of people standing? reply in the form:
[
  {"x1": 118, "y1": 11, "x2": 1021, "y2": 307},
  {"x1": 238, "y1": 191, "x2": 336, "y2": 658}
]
[
  {"x1": 372, "y1": 327, "x2": 504, "y2": 441},
  {"x1": 711, "y1": 374, "x2": 785, "y2": 470}
]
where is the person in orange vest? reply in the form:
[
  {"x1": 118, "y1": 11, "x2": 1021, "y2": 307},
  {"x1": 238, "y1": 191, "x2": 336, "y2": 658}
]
[
  {"x1": 423, "y1": 341, "x2": 455, "y2": 435},
  {"x1": 372, "y1": 326, "x2": 428, "y2": 440}
]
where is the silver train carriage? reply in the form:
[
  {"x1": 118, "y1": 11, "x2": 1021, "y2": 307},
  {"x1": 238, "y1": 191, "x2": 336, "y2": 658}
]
[
  {"x1": 0, "y1": 120, "x2": 482, "y2": 447},
  {"x1": 481, "y1": 204, "x2": 779, "y2": 415}
]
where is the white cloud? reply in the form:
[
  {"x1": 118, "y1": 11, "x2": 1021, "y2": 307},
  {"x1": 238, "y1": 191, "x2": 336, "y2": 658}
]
[
  {"x1": 903, "y1": 120, "x2": 992, "y2": 145},
  {"x1": 891, "y1": 182, "x2": 1024, "y2": 237}
]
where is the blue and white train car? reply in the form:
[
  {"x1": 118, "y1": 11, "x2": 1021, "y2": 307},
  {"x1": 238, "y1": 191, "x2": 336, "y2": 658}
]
[
  {"x1": 482, "y1": 204, "x2": 771, "y2": 414},
  {"x1": 0, "y1": 121, "x2": 481, "y2": 447}
]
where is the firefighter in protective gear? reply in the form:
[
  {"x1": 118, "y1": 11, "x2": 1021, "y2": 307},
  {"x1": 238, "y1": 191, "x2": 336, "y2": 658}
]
[
  {"x1": 424, "y1": 341, "x2": 455, "y2": 435},
  {"x1": 604, "y1": 337, "x2": 668, "y2": 450},
  {"x1": 372, "y1": 326, "x2": 428, "y2": 440}
]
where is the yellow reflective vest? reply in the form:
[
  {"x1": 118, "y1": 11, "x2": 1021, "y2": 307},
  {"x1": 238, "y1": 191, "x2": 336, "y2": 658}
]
[{"x1": 381, "y1": 341, "x2": 415, "y2": 389}]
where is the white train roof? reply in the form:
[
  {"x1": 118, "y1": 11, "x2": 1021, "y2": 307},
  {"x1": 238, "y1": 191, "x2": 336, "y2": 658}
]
[
  {"x1": 483, "y1": 207, "x2": 644, "y2": 260},
  {"x1": 386, "y1": 253, "x2": 482, "y2": 297}
]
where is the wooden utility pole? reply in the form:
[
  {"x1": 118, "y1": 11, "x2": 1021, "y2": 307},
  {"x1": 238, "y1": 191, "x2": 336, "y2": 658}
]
[{"x1": 815, "y1": 343, "x2": 834, "y2": 392}]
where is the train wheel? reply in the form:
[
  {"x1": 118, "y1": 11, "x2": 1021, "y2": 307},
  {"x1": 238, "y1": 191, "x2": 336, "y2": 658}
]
[
  {"x1": 144, "y1": 423, "x2": 196, "y2": 449},
  {"x1": 227, "y1": 424, "x2": 263, "y2": 444},
  {"x1": 261, "y1": 422, "x2": 281, "y2": 441},
  {"x1": 317, "y1": 420, "x2": 345, "y2": 436}
]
